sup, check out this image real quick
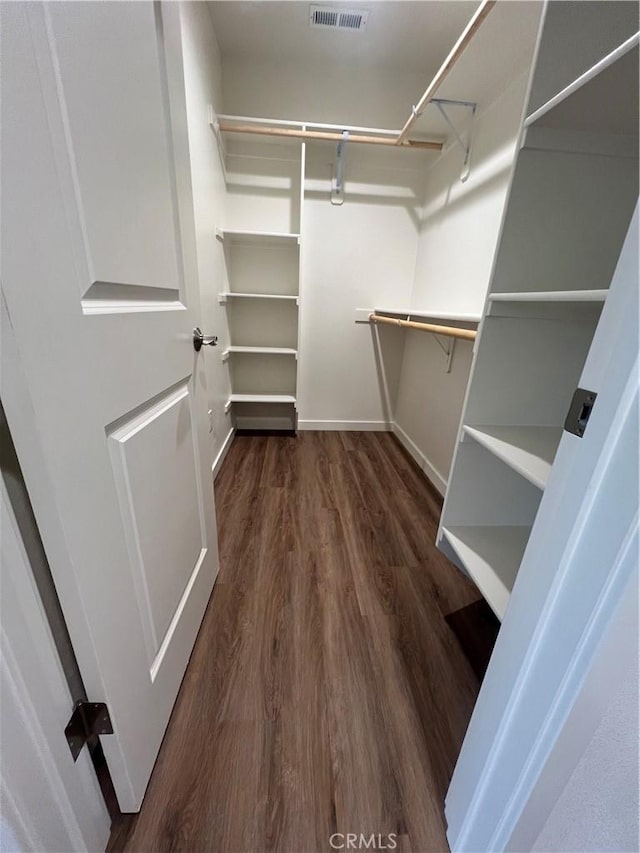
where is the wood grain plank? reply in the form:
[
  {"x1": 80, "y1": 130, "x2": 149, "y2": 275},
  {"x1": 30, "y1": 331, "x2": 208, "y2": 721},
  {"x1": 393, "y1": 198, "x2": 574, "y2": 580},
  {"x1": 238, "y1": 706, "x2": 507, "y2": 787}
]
[{"x1": 110, "y1": 432, "x2": 485, "y2": 853}]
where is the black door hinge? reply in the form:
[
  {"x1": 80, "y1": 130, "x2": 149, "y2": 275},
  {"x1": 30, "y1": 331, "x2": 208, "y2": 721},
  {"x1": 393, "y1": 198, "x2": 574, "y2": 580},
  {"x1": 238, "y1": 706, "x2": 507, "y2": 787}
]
[
  {"x1": 65, "y1": 701, "x2": 113, "y2": 762},
  {"x1": 564, "y1": 388, "x2": 597, "y2": 438}
]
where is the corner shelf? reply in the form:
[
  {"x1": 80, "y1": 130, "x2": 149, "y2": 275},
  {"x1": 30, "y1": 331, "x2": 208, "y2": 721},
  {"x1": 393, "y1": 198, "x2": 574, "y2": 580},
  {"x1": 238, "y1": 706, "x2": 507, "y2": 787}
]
[
  {"x1": 215, "y1": 228, "x2": 300, "y2": 246},
  {"x1": 442, "y1": 526, "x2": 531, "y2": 620},
  {"x1": 463, "y1": 425, "x2": 562, "y2": 491}
]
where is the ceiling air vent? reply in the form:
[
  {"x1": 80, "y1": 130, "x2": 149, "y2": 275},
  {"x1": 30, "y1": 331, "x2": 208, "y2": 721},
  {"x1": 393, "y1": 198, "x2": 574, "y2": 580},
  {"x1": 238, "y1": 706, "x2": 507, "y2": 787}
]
[{"x1": 309, "y1": 6, "x2": 369, "y2": 31}]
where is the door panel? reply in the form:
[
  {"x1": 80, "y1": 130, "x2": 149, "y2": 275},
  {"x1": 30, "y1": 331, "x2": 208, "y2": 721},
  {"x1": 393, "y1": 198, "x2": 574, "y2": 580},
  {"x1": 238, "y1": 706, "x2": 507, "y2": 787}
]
[
  {"x1": 107, "y1": 380, "x2": 206, "y2": 669},
  {"x1": 46, "y1": 1, "x2": 183, "y2": 297},
  {"x1": 1, "y1": 1, "x2": 219, "y2": 810}
]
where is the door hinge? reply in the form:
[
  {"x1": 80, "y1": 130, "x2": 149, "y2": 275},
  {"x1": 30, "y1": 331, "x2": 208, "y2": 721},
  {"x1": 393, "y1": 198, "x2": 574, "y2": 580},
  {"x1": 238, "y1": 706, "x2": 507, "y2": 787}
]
[
  {"x1": 65, "y1": 701, "x2": 113, "y2": 762},
  {"x1": 564, "y1": 388, "x2": 597, "y2": 437}
]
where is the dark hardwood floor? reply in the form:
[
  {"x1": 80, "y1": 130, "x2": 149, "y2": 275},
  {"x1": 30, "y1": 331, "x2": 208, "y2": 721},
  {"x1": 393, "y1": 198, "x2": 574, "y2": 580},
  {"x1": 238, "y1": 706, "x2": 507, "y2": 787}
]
[{"x1": 111, "y1": 432, "x2": 484, "y2": 853}]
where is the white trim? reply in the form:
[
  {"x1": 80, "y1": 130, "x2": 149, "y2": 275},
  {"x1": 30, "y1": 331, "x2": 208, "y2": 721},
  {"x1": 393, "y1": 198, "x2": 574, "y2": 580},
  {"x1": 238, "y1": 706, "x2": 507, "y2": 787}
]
[
  {"x1": 212, "y1": 427, "x2": 235, "y2": 479},
  {"x1": 507, "y1": 560, "x2": 639, "y2": 850},
  {"x1": 493, "y1": 510, "x2": 639, "y2": 850},
  {"x1": 297, "y1": 419, "x2": 390, "y2": 432},
  {"x1": 391, "y1": 421, "x2": 447, "y2": 495},
  {"x1": 0, "y1": 482, "x2": 110, "y2": 852}
]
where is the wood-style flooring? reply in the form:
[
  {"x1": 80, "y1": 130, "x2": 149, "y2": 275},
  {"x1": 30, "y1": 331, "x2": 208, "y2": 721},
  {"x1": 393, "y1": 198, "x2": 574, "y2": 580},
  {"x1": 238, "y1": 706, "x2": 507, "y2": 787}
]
[{"x1": 111, "y1": 431, "x2": 485, "y2": 853}]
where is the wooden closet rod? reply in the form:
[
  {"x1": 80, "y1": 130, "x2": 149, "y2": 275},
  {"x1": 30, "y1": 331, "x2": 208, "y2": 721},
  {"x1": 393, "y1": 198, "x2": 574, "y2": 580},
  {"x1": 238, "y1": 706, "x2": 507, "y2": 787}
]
[
  {"x1": 217, "y1": 121, "x2": 443, "y2": 151},
  {"x1": 369, "y1": 313, "x2": 477, "y2": 341},
  {"x1": 396, "y1": 0, "x2": 497, "y2": 145}
]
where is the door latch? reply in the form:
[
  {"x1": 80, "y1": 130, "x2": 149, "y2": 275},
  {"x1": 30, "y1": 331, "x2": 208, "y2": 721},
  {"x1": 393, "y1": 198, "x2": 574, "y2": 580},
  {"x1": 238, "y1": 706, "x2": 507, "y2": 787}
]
[
  {"x1": 564, "y1": 388, "x2": 597, "y2": 438},
  {"x1": 64, "y1": 701, "x2": 113, "y2": 761}
]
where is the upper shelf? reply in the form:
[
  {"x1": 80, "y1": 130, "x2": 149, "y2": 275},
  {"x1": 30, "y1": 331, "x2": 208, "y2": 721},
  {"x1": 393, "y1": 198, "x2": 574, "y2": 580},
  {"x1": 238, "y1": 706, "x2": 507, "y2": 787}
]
[
  {"x1": 215, "y1": 228, "x2": 300, "y2": 247},
  {"x1": 525, "y1": 37, "x2": 639, "y2": 137},
  {"x1": 487, "y1": 290, "x2": 608, "y2": 320},
  {"x1": 219, "y1": 292, "x2": 299, "y2": 305},
  {"x1": 373, "y1": 306, "x2": 482, "y2": 323},
  {"x1": 463, "y1": 425, "x2": 562, "y2": 491},
  {"x1": 223, "y1": 346, "x2": 297, "y2": 356},
  {"x1": 490, "y1": 290, "x2": 608, "y2": 303}
]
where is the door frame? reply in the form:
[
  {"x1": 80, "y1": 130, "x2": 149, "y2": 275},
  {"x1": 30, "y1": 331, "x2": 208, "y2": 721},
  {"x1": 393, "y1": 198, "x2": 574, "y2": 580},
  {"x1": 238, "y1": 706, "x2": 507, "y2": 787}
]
[{"x1": 1, "y1": 475, "x2": 110, "y2": 852}]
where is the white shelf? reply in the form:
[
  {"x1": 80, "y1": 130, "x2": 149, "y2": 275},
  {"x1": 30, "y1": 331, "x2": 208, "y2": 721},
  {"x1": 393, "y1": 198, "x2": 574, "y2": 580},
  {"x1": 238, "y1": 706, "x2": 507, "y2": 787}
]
[
  {"x1": 219, "y1": 292, "x2": 298, "y2": 304},
  {"x1": 228, "y1": 394, "x2": 296, "y2": 404},
  {"x1": 463, "y1": 425, "x2": 562, "y2": 491},
  {"x1": 525, "y1": 33, "x2": 639, "y2": 131},
  {"x1": 215, "y1": 228, "x2": 300, "y2": 246},
  {"x1": 223, "y1": 346, "x2": 297, "y2": 357},
  {"x1": 374, "y1": 306, "x2": 481, "y2": 323},
  {"x1": 521, "y1": 127, "x2": 638, "y2": 159},
  {"x1": 225, "y1": 393, "x2": 296, "y2": 414},
  {"x1": 490, "y1": 290, "x2": 608, "y2": 303},
  {"x1": 442, "y1": 525, "x2": 531, "y2": 621}
]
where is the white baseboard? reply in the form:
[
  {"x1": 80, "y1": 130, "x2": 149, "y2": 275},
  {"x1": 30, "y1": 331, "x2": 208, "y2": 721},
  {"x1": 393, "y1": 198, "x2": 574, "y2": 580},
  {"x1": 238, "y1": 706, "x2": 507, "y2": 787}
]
[
  {"x1": 214, "y1": 418, "x2": 447, "y2": 496},
  {"x1": 212, "y1": 426, "x2": 235, "y2": 479},
  {"x1": 391, "y1": 421, "x2": 447, "y2": 496},
  {"x1": 297, "y1": 419, "x2": 391, "y2": 431}
]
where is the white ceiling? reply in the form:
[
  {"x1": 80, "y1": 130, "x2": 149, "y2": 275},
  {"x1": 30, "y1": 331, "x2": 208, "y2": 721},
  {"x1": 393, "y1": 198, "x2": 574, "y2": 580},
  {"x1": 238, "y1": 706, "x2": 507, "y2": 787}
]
[{"x1": 208, "y1": 1, "x2": 480, "y2": 74}]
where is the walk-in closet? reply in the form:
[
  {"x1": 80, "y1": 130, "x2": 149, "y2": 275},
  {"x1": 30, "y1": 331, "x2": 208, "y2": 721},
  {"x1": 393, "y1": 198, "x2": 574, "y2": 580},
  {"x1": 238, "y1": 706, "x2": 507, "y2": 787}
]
[{"x1": 1, "y1": 1, "x2": 637, "y2": 851}]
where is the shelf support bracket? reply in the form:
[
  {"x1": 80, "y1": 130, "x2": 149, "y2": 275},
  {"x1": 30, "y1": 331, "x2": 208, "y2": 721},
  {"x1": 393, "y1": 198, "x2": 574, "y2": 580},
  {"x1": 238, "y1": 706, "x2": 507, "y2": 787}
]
[
  {"x1": 433, "y1": 98, "x2": 477, "y2": 182},
  {"x1": 331, "y1": 130, "x2": 349, "y2": 205},
  {"x1": 432, "y1": 331, "x2": 456, "y2": 373},
  {"x1": 403, "y1": 313, "x2": 456, "y2": 373}
]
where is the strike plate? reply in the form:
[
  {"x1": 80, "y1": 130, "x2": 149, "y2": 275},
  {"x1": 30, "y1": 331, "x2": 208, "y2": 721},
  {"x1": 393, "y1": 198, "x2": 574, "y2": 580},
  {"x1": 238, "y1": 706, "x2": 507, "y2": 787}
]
[{"x1": 564, "y1": 388, "x2": 597, "y2": 438}]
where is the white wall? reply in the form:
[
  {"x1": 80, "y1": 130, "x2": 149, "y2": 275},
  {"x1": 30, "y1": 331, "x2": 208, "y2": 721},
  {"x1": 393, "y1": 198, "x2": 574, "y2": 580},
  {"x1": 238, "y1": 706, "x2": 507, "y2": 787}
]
[
  {"x1": 509, "y1": 568, "x2": 639, "y2": 853},
  {"x1": 393, "y1": 73, "x2": 533, "y2": 491},
  {"x1": 221, "y1": 58, "x2": 431, "y2": 430},
  {"x1": 209, "y1": 4, "x2": 543, "y2": 442},
  {"x1": 221, "y1": 55, "x2": 428, "y2": 128},
  {"x1": 298, "y1": 146, "x2": 424, "y2": 429},
  {"x1": 533, "y1": 671, "x2": 639, "y2": 853},
  {"x1": 180, "y1": 3, "x2": 233, "y2": 471}
]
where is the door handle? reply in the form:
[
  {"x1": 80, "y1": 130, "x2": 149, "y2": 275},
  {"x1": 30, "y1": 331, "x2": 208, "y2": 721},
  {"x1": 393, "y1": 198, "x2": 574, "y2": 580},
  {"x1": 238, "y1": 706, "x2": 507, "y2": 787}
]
[{"x1": 193, "y1": 327, "x2": 218, "y2": 351}]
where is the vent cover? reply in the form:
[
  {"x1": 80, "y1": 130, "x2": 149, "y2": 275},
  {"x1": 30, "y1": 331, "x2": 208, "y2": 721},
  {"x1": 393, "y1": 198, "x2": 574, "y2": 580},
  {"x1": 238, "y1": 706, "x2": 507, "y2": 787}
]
[{"x1": 310, "y1": 6, "x2": 369, "y2": 31}]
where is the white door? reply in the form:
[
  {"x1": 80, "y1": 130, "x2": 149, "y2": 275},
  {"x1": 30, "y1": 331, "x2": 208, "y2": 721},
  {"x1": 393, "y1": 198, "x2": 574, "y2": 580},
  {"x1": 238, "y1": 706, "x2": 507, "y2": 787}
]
[{"x1": 1, "y1": 1, "x2": 219, "y2": 811}]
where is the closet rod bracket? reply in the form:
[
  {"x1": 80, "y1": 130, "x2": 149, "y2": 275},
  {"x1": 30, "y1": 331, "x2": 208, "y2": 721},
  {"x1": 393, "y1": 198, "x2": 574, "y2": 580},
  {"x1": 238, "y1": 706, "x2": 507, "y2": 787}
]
[
  {"x1": 432, "y1": 98, "x2": 477, "y2": 182},
  {"x1": 331, "y1": 130, "x2": 349, "y2": 205},
  {"x1": 432, "y1": 332, "x2": 456, "y2": 373}
]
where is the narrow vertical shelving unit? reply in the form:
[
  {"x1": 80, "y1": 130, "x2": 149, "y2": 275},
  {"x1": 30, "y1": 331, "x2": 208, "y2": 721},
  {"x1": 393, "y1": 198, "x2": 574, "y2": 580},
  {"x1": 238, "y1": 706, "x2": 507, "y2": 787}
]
[
  {"x1": 438, "y1": 7, "x2": 639, "y2": 621},
  {"x1": 214, "y1": 127, "x2": 306, "y2": 431}
]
